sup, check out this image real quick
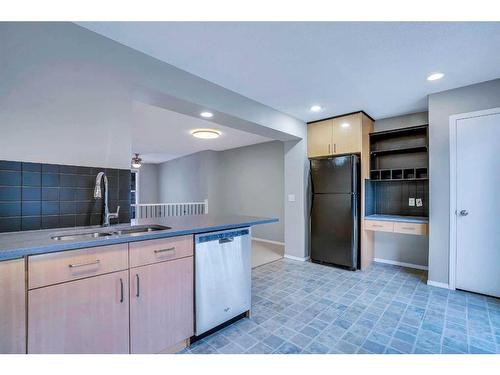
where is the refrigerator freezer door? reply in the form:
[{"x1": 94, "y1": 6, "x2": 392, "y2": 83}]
[
  {"x1": 310, "y1": 156, "x2": 355, "y2": 194},
  {"x1": 310, "y1": 193, "x2": 357, "y2": 269}
]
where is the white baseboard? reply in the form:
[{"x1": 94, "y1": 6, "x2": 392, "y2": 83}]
[
  {"x1": 374, "y1": 258, "x2": 428, "y2": 271},
  {"x1": 427, "y1": 280, "x2": 451, "y2": 289},
  {"x1": 252, "y1": 237, "x2": 285, "y2": 246},
  {"x1": 284, "y1": 254, "x2": 310, "y2": 262}
]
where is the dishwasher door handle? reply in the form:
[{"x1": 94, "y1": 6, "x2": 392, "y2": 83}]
[{"x1": 219, "y1": 237, "x2": 234, "y2": 244}]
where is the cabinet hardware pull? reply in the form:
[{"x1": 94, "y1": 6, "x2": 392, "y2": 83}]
[
  {"x1": 154, "y1": 247, "x2": 175, "y2": 254},
  {"x1": 119, "y1": 278, "x2": 124, "y2": 303},
  {"x1": 373, "y1": 224, "x2": 383, "y2": 227},
  {"x1": 401, "y1": 227, "x2": 414, "y2": 230},
  {"x1": 135, "y1": 274, "x2": 140, "y2": 298},
  {"x1": 328, "y1": 144, "x2": 331, "y2": 153},
  {"x1": 68, "y1": 259, "x2": 100, "y2": 268},
  {"x1": 334, "y1": 144, "x2": 336, "y2": 153}
]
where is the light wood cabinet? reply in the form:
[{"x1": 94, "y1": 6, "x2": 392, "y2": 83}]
[
  {"x1": 333, "y1": 113, "x2": 362, "y2": 155},
  {"x1": 364, "y1": 220, "x2": 394, "y2": 233},
  {"x1": 307, "y1": 112, "x2": 363, "y2": 158},
  {"x1": 130, "y1": 256, "x2": 194, "y2": 354},
  {"x1": 364, "y1": 219, "x2": 428, "y2": 236},
  {"x1": 307, "y1": 119, "x2": 333, "y2": 157},
  {"x1": 129, "y1": 235, "x2": 193, "y2": 268},
  {"x1": 393, "y1": 222, "x2": 428, "y2": 236},
  {"x1": 28, "y1": 243, "x2": 128, "y2": 289},
  {"x1": 28, "y1": 270, "x2": 130, "y2": 354},
  {"x1": 0, "y1": 258, "x2": 26, "y2": 354}
]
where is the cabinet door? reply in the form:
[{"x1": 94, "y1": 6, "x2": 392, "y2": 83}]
[
  {"x1": 333, "y1": 113, "x2": 362, "y2": 154},
  {"x1": 307, "y1": 119, "x2": 333, "y2": 157},
  {"x1": 130, "y1": 257, "x2": 194, "y2": 354},
  {"x1": 28, "y1": 271, "x2": 129, "y2": 354},
  {"x1": 0, "y1": 259, "x2": 26, "y2": 354}
]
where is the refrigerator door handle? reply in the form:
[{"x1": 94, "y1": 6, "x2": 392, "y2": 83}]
[{"x1": 309, "y1": 164, "x2": 315, "y2": 217}]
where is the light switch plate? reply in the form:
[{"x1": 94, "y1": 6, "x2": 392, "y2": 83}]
[
  {"x1": 409, "y1": 198, "x2": 415, "y2": 207},
  {"x1": 416, "y1": 198, "x2": 423, "y2": 207},
  {"x1": 288, "y1": 194, "x2": 296, "y2": 202}
]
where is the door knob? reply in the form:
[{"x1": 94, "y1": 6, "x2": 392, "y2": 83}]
[{"x1": 459, "y1": 210, "x2": 468, "y2": 216}]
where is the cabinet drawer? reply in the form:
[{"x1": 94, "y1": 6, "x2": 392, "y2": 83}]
[
  {"x1": 129, "y1": 235, "x2": 193, "y2": 268},
  {"x1": 394, "y1": 222, "x2": 428, "y2": 236},
  {"x1": 28, "y1": 243, "x2": 128, "y2": 289},
  {"x1": 364, "y1": 220, "x2": 394, "y2": 232}
]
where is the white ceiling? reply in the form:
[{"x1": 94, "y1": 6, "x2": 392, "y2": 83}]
[
  {"x1": 132, "y1": 101, "x2": 272, "y2": 163},
  {"x1": 80, "y1": 22, "x2": 500, "y2": 121}
]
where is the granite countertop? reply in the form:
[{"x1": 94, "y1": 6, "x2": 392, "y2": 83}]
[
  {"x1": 364, "y1": 214, "x2": 429, "y2": 224},
  {"x1": 0, "y1": 215, "x2": 278, "y2": 261}
]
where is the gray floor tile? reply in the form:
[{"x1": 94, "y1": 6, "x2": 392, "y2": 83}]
[{"x1": 184, "y1": 259, "x2": 499, "y2": 355}]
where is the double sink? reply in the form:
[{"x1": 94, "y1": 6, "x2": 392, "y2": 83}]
[{"x1": 51, "y1": 224, "x2": 171, "y2": 241}]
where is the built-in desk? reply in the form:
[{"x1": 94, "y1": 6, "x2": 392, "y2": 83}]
[{"x1": 364, "y1": 214, "x2": 428, "y2": 236}]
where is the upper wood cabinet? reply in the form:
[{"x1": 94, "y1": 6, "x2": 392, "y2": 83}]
[
  {"x1": 307, "y1": 112, "x2": 364, "y2": 158},
  {"x1": 307, "y1": 119, "x2": 333, "y2": 158},
  {"x1": 332, "y1": 113, "x2": 362, "y2": 155},
  {"x1": 0, "y1": 259, "x2": 26, "y2": 354}
]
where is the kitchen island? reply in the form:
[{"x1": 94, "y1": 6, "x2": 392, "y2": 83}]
[
  {"x1": 0, "y1": 214, "x2": 277, "y2": 261},
  {"x1": 0, "y1": 214, "x2": 277, "y2": 354}
]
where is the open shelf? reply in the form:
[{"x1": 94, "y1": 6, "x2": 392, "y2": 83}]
[
  {"x1": 370, "y1": 168, "x2": 428, "y2": 182},
  {"x1": 370, "y1": 145, "x2": 427, "y2": 156}
]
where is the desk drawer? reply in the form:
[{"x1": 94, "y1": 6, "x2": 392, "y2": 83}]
[
  {"x1": 28, "y1": 244, "x2": 128, "y2": 289},
  {"x1": 129, "y1": 235, "x2": 193, "y2": 268},
  {"x1": 364, "y1": 220, "x2": 394, "y2": 233},
  {"x1": 394, "y1": 222, "x2": 428, "y2": 236}
]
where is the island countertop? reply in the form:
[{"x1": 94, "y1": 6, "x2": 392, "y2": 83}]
[{"x1": 0, "y1": 215, "x2": 278, "y2": 261}]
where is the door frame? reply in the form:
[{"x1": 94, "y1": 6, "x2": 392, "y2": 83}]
[{"x1": 448, "y1": 106, "x2": 500, "y2": 290}]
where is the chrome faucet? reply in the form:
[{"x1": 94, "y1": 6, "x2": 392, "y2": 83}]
[{"x1": 94, "y1": 172, "x2": 120, "y2": 226}]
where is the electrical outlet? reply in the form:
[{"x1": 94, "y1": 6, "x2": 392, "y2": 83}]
[
  {"x1": 409, "y1": 198, "x2": 415, "y2": 207},
  {"x1": 416, "y1": 198, "x2": 423, "y2": 207}
]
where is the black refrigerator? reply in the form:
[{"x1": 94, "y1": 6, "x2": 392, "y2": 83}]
[{"x1": 310, "y1": 155, "x2": 360, "y2": 270}]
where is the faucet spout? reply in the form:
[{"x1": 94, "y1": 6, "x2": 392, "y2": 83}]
[{"x1": 94, "y1": 172, "x2": 112, "y2": 226}]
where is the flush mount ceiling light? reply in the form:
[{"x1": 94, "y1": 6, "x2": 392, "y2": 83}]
[
  {"x1": 190, "y1": 129, "x2": 221, "y2": 139},
  {"x1": 131, "y1": 153, "x2": 142, "y2": 169},
  {"x1": 341, "y1": 122, "x2": 351, "y2": 128},
  {"x1": 310, "y1": 105, "x2": 323, "y2": 112},
  {"x1": 200, "y1": 111, "x2": 214, "y2": 118},
  {"x1": 427, "y1": 72, "x2": 444, "y2": 81}
]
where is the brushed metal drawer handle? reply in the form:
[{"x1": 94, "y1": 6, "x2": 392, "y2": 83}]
[
  {"x1": 68, "y1": 259, "x2": 100, "y2": 268},
  {"x1": 154, "y1": 247, "x2": 175, "y2": 254},
  {"x1": 119, "y1": 278, "x2": 124, "y2": 303},
  {"x1": 135, "y1": 274, "x2": 140, "y2": 298},
  {"x1": 401, "y1": 226, "x2": 415, "y2": 230},
  {"x1": 372, "y1": 224, "x2": 384, "y2": 227}
]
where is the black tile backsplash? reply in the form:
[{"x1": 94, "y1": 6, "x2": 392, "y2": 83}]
[
  {"x1": 0, "y1": 160, "x2": 131, "y2": 233},
  {"x1": 365, "y1": 179, "x2": 429, "y2": 217}
]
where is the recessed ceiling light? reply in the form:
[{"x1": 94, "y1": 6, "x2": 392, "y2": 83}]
[
  {"x1": 310, "y1": 105, "x2": 323, "y2": 112},
  {"x1": 200, "y1": 111, "x2": 214, "y2": 118},
  {"x1": 190, "y1": 129, "x2": 221, "y2": 139},
  {"x1": 341, "y1": 122, "x2": 350, "y2": 128},
  {"x1": 427, "y1": 72, "x2": 444, "y2": 81}
]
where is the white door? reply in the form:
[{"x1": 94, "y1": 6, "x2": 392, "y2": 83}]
[{"x1": 455, "y1": 111, "x2": 500, "y2": 297}]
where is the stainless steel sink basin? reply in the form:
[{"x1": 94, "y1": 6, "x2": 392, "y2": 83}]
[
  {"x1": 51, "y1": 232, "x2": 114, "y2": 241},
  {"x1": 51, "y1": 225, "x2": 171, "y2": 241},
  {"x1": 113, "y1": 225, "x2": 171, "y2": 235}
]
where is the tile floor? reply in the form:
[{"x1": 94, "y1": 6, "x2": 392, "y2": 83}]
[{"x1": 182, "y1": 259, "x2": 500, "y2": 354}]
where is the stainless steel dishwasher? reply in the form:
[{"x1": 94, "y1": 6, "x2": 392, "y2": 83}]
[{"x1": 194, "y1": 227, "x2": 251, "y2": 336}]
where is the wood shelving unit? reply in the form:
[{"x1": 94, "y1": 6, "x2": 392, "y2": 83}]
[{"x1": 366, "y1": 124, "x2": 429, "y2": 218}]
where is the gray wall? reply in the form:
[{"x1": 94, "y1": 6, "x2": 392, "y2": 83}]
[
  {"x1": 218, "y1": 141, "x2": 284, "y2": 243},
  {"x1": 156, "y1": 141, "x2": 285, "y2": 242},
  {"x1": 374, "y1": 112, "x2": 429, "y2": 267},
  {"x1": 428, "y1": 78, "x2": 500, "y2": 284},
  {"x1": 137, "y1": 164, "x2": 159, "y2": 203}
]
